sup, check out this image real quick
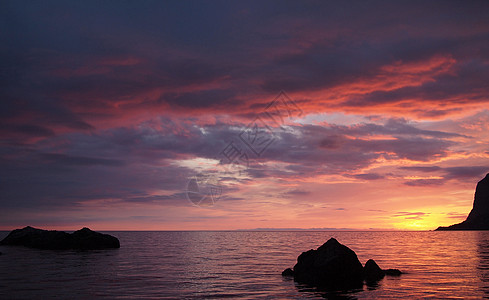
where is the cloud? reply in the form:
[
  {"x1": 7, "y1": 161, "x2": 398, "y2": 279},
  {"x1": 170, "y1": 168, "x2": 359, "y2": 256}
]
[
  {"x1": 348, "y1": 173, "x2": 385, "y2": 181},
  {"x1": 0, "y1": 102, "x2": 474, "y2": 218},
  {"x1": 400, "y1": 165, "x2": 489, "y2": 183},
  {"x1": 282, "y1": 189, "x2": 311, "y2": 198},
  {"x1": 392, "y1": 211, "x2": 429, "y2": 220},
  {"x1": 403, "y1": 179, "x2": 444, "y2": 187},
  {"x1": 444, "y1": 166, "x2": 489, "y2": 180},
  {"x1": 162, "y1": 88, "x2": 237, "y2": 110},
  {"x1": 0, "y1": 124, "x2": 55, "y2": 139},
  {"x1": 399, "y1": 166, "x2": 442, "y2": 173},
  {"x1": 39, "y1": 153, "x2": 125, "y2": 167},
  {"x1": 343, "y1": 59, "x2": 489, "y2": 111},
  {"x1": 2, "y1": 1, "x2": 489, "y2": 229},
  {"x1": 446, "y1": 212, "x2": 468, "y2": 220}
]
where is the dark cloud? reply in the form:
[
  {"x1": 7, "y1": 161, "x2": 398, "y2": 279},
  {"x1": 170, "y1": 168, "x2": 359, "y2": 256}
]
[
  {"x1": 261, "y1": 41, "x2": 382, "y2": 92},
  {"x1": 365, "y1": 118, "x2": 467, "y2": 138},
  {"x1": 0, "y1": 115, "x2": 462, "y2": 212},
  {"x1": 444, "y1": 166, "x2": 489, "y2": 180},
  {"x1": 0, "y1": 153, "x2": 192, "y2": 210},
  {"x1": 315, "y1": 118, "x2": 466, "y2": 141},
  {"x1": 403, "y1": 179, "x2": 444, "y2": 187},
  {"x1": 399, "y1": 166, "x2": 442, "y2": 173},
  {"x1": 39, "y1": 153, "x2": 125, "y2": 167},
  {"x1": 162, "y1": 89, "x2": 237, "y2": 110},
  {"x1": 344, "y1": 59, "x2": 489, "y2": 109},
  {"x1": 400, "y1": 165, "x2": 489, "y2": 183},
  {"x1": 319, "y1": 135, "x2": 345, "y2": 149},
  {"x1": 2, "y1": 0, "x2": 488, "y2": 139},
  {"x1": 349, "y1": 173, "x2": 385, "y2": 180},
  {"x1": 204, "y1": 119, "x2": 462, "y2": 178},
  {"x1": 282, "y1": 189, "x2": 311, "y2": 198},
  {"x1": 392, "y1": 211, "x2": 429, "y2": 220},
  {"x1": 0, "y1": 124, "x2": 55, "y2": 138},
  {"x1": 446, "y1": 212, "x2": 467, "y2": 219}
]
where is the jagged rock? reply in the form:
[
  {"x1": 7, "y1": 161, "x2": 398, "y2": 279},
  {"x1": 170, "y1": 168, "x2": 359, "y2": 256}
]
[
  {"x1": 436, "y1": 173, "x2": 489, "y2": 230},
  {"x1": 363, "y1": 259, "x2": 385, "y2": 281},
  {"x1": 0, "y1": 226, "x2": 120, "y2": 250},
  {"x1": 290, "y1": 238, "x2": 364, "y2": 288},
  {"x1": 282, "y1": 268, "x2": 294, "y2": 276}
]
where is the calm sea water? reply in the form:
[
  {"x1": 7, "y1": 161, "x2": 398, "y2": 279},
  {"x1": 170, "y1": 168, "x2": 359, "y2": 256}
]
[{"x1": 1, "y1": 231, "x2": 489, "y2": 299}]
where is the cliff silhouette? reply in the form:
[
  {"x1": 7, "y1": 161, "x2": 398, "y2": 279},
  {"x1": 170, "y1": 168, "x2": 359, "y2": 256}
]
[{"x1": 436, "y1": 173, "x2": 489, "y2": 230}]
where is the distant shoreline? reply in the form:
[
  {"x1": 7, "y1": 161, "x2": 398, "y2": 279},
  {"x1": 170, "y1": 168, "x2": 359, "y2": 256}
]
[{"x1": 0, "y1": 229, "x2": 456, "y2": 232}]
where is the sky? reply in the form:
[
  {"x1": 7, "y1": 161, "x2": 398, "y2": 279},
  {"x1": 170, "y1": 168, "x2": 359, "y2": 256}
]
[{"x1": 1, "y1": 0, "x2": 489, "y2": 231}]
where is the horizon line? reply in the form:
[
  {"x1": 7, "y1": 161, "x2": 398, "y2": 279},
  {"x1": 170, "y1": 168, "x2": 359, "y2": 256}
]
[{"x1": 0, "y1": 226, "x2": 439, "y2": 232}]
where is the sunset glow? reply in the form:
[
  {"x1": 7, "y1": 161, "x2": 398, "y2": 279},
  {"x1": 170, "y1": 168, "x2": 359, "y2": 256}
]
[{"x1": 2, "y1": 1, "x2": 489, "y2": 231}]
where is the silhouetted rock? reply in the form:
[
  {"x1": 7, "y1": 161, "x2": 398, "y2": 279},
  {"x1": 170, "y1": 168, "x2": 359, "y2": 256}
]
[
  {"x1": 291, "y1": 238, "x2": 364, "y2": 288},
  {"x1": 363, "y1": 259, "x2": 384, "y2": 282},
  {"x1": 436, "y1": 173, "x2": 489, "y2": 230},
  {"x1": 0, "y1": 226, "x2": 120, "y2": 250},
  {"x1": 384, "y1": 268, "x2": 402, "y2": 276},
  {"x1": 282, "y1": 268, "x2": 294, "y2": 276},
  {"x1": 282, "y1": 238, "x2": 403, "y2": 289}
]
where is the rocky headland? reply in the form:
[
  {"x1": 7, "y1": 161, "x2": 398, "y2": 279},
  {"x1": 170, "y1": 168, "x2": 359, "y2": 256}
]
[{"x1": 436, "y1": 173, "x2": 489, "y2": 230}]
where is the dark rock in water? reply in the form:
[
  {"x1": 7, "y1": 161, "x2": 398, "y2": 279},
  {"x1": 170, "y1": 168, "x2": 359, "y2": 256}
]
[
  {"x1": 282, "y1": 268, "x2": 294, "y2": 277},
  {"x1": 436, "y1": 173, "x2": 489, "y2": 230},
  {"x1": 0, "y1": 226, "x2": 120, "y2": 250},
  {"x1": 283, "y1": 238, "x2": 403, "y2": 289},
  {"x1": 384, "y1": 268, "x2": 402, "y2": 276},
  {"x1": 363, "y1": 259, "x2": 384, "y2": 282},
  {"x1": 364, "y1": 259, "x2": 403, "y2": 281},
  {"x1": 291, "y1": 238, "x2": 364, "y2": 288}
]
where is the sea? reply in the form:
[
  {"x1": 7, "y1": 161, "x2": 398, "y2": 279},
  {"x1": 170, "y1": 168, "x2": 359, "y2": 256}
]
[{"x1": 1, "y1": 230, "x2": 489, "y2": 299}]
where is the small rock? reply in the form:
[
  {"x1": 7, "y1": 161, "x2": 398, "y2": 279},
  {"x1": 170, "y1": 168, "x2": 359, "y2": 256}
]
[
  {"x1": 384, "y1": 268, "x2": 403, "y2": 276},
  {"x1": 282, "y1": 268, "x2": 294, "y2": 276},
  {"x1": 363, "y1": 259, "x2": 385, "y2": 281}
]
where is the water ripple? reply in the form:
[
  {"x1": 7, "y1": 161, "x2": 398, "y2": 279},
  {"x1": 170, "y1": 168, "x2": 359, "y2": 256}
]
[{"x1": 1, "y1": 231, "x2": 489, "y2": 299}]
